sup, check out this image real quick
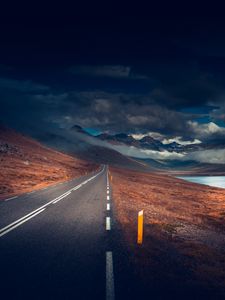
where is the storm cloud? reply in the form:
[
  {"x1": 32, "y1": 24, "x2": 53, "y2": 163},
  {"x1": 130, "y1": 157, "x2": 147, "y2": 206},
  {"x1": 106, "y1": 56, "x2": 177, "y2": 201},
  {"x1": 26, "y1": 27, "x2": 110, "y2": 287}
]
[{"x1": 0, "y1": 6, "x2": 225, "y2": 161}]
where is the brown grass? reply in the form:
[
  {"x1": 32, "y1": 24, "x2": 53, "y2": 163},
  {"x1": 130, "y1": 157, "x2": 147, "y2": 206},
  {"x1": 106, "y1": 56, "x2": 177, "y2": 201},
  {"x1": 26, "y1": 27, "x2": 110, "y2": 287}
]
[
  {"x1": 110, "y1": 167, "x2": 225, "y2": 295},
  {"x1": 0, "y1": 127, "x2": 98, "y2": 200}
]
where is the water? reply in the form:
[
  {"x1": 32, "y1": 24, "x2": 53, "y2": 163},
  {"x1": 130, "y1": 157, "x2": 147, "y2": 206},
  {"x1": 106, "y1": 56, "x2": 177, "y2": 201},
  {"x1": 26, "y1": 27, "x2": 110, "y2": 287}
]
[{"x1": 177, "y1": 176, "x2": 225, "y2": 189}]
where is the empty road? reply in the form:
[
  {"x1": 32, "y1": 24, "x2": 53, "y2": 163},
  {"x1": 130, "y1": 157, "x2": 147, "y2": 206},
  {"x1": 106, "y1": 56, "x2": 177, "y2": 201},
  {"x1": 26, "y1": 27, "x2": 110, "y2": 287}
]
[{"x1": 0, "y1": 165, "x2": 137, "y2": 300}]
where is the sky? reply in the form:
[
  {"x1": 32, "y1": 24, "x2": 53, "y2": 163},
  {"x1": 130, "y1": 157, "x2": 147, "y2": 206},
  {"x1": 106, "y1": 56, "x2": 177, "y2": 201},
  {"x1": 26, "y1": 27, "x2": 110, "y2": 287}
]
[{"x1": 1, "y1": 2, "x2": 225, "y2": 149}]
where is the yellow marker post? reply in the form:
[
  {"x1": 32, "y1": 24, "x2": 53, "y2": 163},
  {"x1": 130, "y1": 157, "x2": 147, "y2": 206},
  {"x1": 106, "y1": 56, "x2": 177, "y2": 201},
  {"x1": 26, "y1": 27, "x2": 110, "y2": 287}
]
[
  {"x1": 111, "y1": 175, "x2": 113, "y2": 181},
  {"x1": 137, "y1": 210, "x2": 144, "y2": 244}
]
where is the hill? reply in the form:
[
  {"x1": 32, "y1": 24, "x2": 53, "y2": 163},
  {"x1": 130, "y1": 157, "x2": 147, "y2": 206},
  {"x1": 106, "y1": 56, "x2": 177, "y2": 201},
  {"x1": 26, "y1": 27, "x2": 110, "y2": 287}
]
[
  {"x1": 0, "y1": 125, "x2": 97, "y2": 199},
  {"x1": 36, "y1": 126, "x2": 149, "y2": 171}
]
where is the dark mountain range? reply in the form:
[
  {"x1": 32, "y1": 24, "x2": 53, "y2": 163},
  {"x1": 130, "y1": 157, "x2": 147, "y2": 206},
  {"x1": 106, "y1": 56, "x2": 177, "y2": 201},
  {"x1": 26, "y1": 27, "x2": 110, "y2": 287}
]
[
  {"x1": 96, "y1": 130, "x2": 225, "y2": 153},
  {"x1": 97, "y1": 131, "x2": 185, "y2": 152}
]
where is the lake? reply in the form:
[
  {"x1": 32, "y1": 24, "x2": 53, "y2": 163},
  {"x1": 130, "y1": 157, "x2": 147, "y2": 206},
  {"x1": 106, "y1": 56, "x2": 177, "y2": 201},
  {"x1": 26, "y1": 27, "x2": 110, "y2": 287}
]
[{"x1": 177, "y1": 176, "x2": 225, "y2": 189}]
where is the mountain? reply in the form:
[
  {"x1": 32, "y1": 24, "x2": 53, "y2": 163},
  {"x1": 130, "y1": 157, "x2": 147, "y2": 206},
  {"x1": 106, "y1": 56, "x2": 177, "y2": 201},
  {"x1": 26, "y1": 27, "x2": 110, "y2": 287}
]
[
  {"x1": 139, "y1": 136, "x2": 164, "y2": 150},
  {"x1": 137, "y1": 158, "x2": 225, "y2": 175},
  {"x1": 96, "y1": 131, "x2": 225, "y2": 153},
  {"x1": 35, "y1": 125, "x2": 148, "y2": 171},
  {"x1": 0, "y1": 125, "x2": 97, "y2": 199},
  {"x1": 71, "y1": 125, "x2": 91, "y2": 135},
  {"x1": 96, "y1": 131, "x2": 182, "y2": 151},
  {"x1": 97, "y1": 132, "x2": 139, "y2": 146},
  {"x1": 35, "y1": 124, "x2": 225, "y2": 175}
]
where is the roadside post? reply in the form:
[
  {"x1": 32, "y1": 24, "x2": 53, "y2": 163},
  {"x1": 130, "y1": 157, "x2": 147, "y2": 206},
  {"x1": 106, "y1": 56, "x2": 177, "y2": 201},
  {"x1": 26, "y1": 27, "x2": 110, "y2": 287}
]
[{"x1": 137, "y1": 210, "x2": 144, "y2": 244}]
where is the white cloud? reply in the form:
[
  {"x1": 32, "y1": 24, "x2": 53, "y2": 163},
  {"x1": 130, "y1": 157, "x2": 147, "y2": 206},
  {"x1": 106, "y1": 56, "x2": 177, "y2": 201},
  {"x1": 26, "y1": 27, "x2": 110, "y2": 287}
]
[
  {"x1": 188, "y1": 121, "x2": 225, "y2": 138},
  {"x1": 162, "y1": 136, "x2": 202, "y2": 145},
  {"x1": 131, "y1": 132, "x2": 201, "y2": 145},
  {"x1": 131, "y1": 132, "x2": 164, "y2": 141},
  {"x1": 130, "y1": 133, "x2": 147, "y2": 140}
]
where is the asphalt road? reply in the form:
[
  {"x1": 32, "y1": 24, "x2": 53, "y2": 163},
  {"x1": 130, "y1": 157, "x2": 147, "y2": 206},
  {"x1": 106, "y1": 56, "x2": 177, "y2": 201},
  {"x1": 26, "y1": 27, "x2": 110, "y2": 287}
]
[
  {"x1": 2, "y1": 165, "x2": 222, "y2": 300},
  {"x1": 0, "y1": 165, "x2": 137, "y2": 300}
]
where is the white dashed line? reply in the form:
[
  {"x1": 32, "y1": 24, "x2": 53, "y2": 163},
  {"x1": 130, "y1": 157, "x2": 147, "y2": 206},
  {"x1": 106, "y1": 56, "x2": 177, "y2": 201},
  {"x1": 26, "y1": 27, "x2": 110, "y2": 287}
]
[
  {"x1": 4, "y1": 196, "x2": 18, "y2": 202},
  {"x1": 107, "y1": 190, "x2": 109, "y2": 194},
  {"x1": 107, "y1": 195, "x2": 110, "y2": 201},
  {"x1": 106, "y1": 217, "x2": 111, "y2": 230},
  {"x1": 106, "y1": 251, "x2": 115, "y2": 300},
  {"x1": 107, "y1": 203, "x2": 110, "y2": 211}
]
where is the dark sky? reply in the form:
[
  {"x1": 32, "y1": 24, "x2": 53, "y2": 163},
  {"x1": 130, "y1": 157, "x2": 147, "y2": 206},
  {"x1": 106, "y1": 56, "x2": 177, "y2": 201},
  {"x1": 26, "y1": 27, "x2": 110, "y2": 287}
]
[{"x1": 1, "y1": 2, "x2": 225, "y2": 144}]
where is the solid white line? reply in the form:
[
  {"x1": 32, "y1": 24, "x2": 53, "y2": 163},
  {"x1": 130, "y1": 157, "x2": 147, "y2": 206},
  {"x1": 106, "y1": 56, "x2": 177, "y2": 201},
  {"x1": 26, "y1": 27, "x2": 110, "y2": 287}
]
[
  {"x1": 0, "y1": 206, "x2": 47, "y2": 234},
  {"x1": 107, "y1": 195, "x2": 110, "y2": 201},
  {"x1": 106, "y1": 251, "x2": 115, "y2": 300},
  {"x1": 107, "y1": 203, "x2": 110, "y2": 211},
  {"x1": 52, "y1": 191, "x2": 71, "y2": 204},
  {"x1": 0, "y1": 166, "x2": 105, "y2": 237},
  {"x1": 73, "y1": 184, "x2": 82, "y2": 191},
  {"x1": 0, "y1": 209, "x2": 45, "y2": 237},
  {"x1": 106, "y1": 217, "x2": 111, "y2": 230},
  {"x1": 4, "y1": 196, "x2": 18, "y2": 202}
]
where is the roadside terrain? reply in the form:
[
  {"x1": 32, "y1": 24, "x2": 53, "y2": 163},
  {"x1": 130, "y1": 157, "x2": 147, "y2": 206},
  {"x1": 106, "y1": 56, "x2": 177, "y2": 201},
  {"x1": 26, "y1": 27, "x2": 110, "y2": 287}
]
[
  {"x1": 110, "y1": 167, "x2": 225, "y2": 299},
  {"x1": 0, "y1": 125, "x2": 97, "y2": 200}
]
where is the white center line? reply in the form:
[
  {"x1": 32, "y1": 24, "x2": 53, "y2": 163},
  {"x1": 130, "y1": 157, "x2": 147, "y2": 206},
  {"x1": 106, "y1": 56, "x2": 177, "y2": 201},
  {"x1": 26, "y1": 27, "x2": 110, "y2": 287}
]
[
  {"x1": 4, "y1": 196, "x2": 18, "y2": 202},
  {"x1": 107, "y1": 190, "x2": 109, "y2": 194},
  {"x1": 0, "y1": 209, "x2": 45, "y2": 237},
  {"x1": 0, "y1": 167, "x2": 105, "y2": 237},
  {"x1": 107, "y1": 203, "x2": 110, "y2": 211},
  {"x1": 106, "y1": 217, "x2": 111, "y2": 230},
  {"x1": 107, "y1": 195, "x2": 110, "y2": 201},
  {"x1": 52, "y1": 191, "x2": 71, "y2": 204},
  {"x1": 106, "y1": 251, "x2": 115, "y2": 300}
]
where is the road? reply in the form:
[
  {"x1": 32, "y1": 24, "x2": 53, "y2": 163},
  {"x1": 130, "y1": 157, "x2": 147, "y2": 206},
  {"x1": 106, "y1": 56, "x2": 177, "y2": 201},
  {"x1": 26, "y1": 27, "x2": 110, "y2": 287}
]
[{"x1": 0, "y1": 165, "x2": 136, "y2": 300}]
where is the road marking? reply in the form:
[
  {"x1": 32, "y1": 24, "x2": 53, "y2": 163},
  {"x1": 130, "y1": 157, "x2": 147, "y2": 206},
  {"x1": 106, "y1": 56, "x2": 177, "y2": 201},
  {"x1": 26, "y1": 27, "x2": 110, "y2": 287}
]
[
  {"x1": 0, "y1": 167, "x2": 105, "y2": 237},
  {"x1": 4, "y1": 196, "x2": 18, "y2": 202},
  {"x1": 52, "y1": 191, "x2": 71, "y2": 204},
  {"x1": 73, "y1": 184, "x2": 82, "y2": 191},
  {"x1": 107, "y1": 190, "x2": 109, "y2": 194},
  {"x1": 107, "y1": 203, "x2": 110, "y2": 211},
  {"x1": 0, "y1": 209, "x2": 45, "y2": 237},
  {"x1": 106, "y1": 251, "x2": 115, "y2": 300},
  {"x1": 106, "y1": 217, "x2": 111, "y2": 230},
  {"x1": 107, "y1": 195, "x2": 110, "y2": 201}
]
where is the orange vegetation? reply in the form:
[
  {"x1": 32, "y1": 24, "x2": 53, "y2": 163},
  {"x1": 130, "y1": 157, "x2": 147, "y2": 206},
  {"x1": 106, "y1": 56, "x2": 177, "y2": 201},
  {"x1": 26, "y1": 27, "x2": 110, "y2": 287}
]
[
  {"x1": 111, "y1": 167, "x2": 225, "y2": 297},
  {"x1": 0, "y1": 126, "x2": 97, "y2": 200}
]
